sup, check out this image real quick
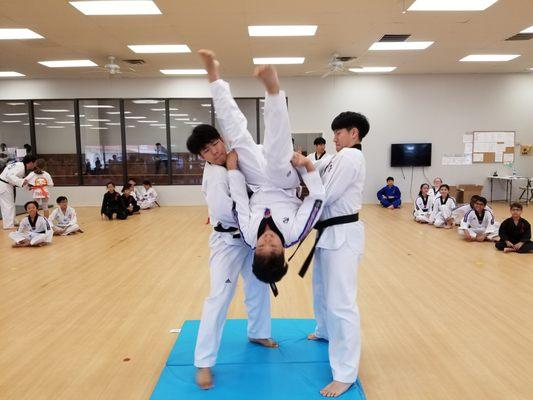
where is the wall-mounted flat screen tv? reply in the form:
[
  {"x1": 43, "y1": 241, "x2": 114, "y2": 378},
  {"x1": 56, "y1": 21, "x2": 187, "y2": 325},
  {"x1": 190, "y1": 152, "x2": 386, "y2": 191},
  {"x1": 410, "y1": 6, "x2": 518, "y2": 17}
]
[{"x1": 391, "y1": 143, "x2": 432, "y2": 167}]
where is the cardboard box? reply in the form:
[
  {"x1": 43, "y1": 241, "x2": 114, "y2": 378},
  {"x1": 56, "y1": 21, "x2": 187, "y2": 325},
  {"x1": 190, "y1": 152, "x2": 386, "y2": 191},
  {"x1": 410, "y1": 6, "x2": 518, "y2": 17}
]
[{"x1": 457, "y1": 184, "x2": 484, "y2": 204}]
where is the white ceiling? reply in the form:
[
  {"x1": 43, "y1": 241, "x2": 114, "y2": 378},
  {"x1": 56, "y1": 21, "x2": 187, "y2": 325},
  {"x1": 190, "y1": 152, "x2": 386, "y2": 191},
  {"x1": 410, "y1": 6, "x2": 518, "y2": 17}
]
[{"x1": 0, "y1": 0, "x2": 532, "y2": 78}]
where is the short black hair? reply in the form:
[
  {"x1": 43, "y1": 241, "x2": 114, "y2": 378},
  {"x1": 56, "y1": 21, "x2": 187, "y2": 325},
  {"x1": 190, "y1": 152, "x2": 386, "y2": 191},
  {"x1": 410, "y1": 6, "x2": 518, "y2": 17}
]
[
  {"x1": 22, "y1": 155, "x2": 37, "y2": 165},
  {"x1": 106, "y1": 181, "x2": 115, "y2": 188},
  {"x1": 186, "y1": 124, "x2": 222, "y2": 155},
  {"x1": 440, "y1": 184, "x2": 450, "y2": 191},
  {"x1": 476, "y1": 196, "x2": 487, "y2": 205},
  {"x1": 143, "y1": 179, "x2": 152, "y2": 186},
  {"x1": 313, "y1": 137, "x2": 326, "y2": 146},
  {"x1": 128, "y1": 177, "x2": 137, "y2": 184},
  {"x1": 331, "y1": 111, "x2": 370, "y2": 140},
  {"x1": 510, "y1": 202, "x2": 522, "y2": 210},
  {"x1": 252, "y1": 252, "x2": 288, "y2": 285},
  {"x1": 122, "y1": 184, "x2": 132, "y2": 192},
  {"x1": 155, "y1": 142, "x2": 161, "y2": 146},
  {"x1": 24, "y1": 200, "x2": 39, "y2": 210},
  {"x1": 56, "y1": 196, "x2": 68, "y2": 204},
  {"x1": 386, "y1": 177, "x2": 394, "y2": 182}
]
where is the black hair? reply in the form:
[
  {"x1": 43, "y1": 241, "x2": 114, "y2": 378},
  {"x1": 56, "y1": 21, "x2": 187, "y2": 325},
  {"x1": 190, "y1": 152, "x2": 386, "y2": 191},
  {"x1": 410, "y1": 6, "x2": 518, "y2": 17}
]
[
  {"x1": 331, "y1": 111, "x2": 370, "y2": 140},
  {"x1": 252, "y1": 252, "x2": 288, "y2": 285},
  {"x1": 122, "y1": 184, "x2": 132, "y2": 193},
  {"x1": 313, "y1": 137, "x2": 326, "y2": 146},
  {"x1": 440, "y1": 184, "x2": 450, "y2": 191},
  {"x1": 33, "y1": 158, "x2": 46, "y2": 174},
  {"x1": 469, "y1": 195, "x2": 481, "y2": 207},
  {"x1": 22, "y1": 155, "x2": 37, "y2": 165},
  {"x1": 106, "y1": 181, "x2": 115, "y2": 188},
  {"x1": 143, "y1": 179, "x2": 152, "y2": 186},
  {"x1": 56, "y1": 196, "x2": 68, "y2": 204},
  {"x1": 155, "y1": 142, "x2": 161, "y2": 146},
  {"x1": 128, "y1": 177, "x2": 137, "y2": 184},
  {"x1": 475, "y1": 196, "x2": 487, "y2": 206},
  {"x1": 24, "y1": 200, "x2": 39, "y2": 210},
  {"x1": 418, "y1": 183, "x2": 429, "y2": 196},
  {"x1": 510, "y1": 202, "x2": 523, "y2": 210},
  {"x1": 186, "y1": 124, "x2": 222, "y2": 155},
  {"x1": 386, "y1": 176, "x2": 394, "y2": 182}
]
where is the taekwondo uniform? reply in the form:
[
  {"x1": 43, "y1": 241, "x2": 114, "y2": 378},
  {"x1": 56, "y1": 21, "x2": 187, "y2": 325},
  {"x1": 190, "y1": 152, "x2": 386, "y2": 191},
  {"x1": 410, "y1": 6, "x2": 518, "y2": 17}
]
[
  {"x1": 413, "y1": 195, "x2": 432, "y2": 223},
  {"x1": 210, "y1": 79, "x2": 324, "y2": 250},
  {"x1": 9, "y1": 214, "x2": 53, "y2": 246},
  {"x1": 459, "y1": 209, "x2": 499, "y2": 241},
  {"x1": 452, "y1": 203, "x2": 493, "y2": 226},
  {"x1": 121, "y1": 193, "x2": 140, "y2": 215},
  {"x1": 194, "y1": 162, "x2": 271, "y2": 368},
  {"x1": 307, "y1": 145, "x2": 366, "y2": 384},
  {"x1": 49, "y1": 206, "x2": 81, "y2": 235},
  {"x1": 428, "y1": 186, "x2": 441, "y2": 206},
  {"x1": 376, "y1": 184, "x2": 401, "y2": 208},
  {"x1": 25, "y1": 171, "x2": 54, "y2": 209},
  {"x1": 495, "y1": 217, "x2": 533, "y2": 253},
  {"x1": 0, "y1": 161, "x2": 28, "y2": 229},
  {"x1": 307, "y1": 151, "x2": 333, "y2": 174},
  {"x1": 138, "y1": 187, "x2": 158, "y2": 209},
  {"x1": 430, "y1": 195, "x2": 457, "y2": 227}
]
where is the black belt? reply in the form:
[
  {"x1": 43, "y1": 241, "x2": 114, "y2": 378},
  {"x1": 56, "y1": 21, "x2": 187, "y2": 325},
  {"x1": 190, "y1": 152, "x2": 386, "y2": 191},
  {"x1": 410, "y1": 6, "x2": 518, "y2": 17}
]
[
  {"x1": 289, "y1": 213, "x2": 359, "y2": 278},
  {"x1": 214, "y1": 223, "x2": 241, "y2": 239},
  {"x1": 0, "y1": 178, "x2": 9, "y2": 184}
]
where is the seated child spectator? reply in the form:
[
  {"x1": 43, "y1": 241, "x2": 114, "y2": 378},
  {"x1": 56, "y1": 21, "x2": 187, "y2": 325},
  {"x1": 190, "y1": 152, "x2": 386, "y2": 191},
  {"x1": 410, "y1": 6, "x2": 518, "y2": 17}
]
[
  {"x1": 458, "y1": 196, "x2": 499, "y2": 242},
  {"x1": 9, "y1": 200, "x2": 53, "y2": 247},
  {"x1": 25, "y1": 158, "x2": 54, "y2": 218},
  {"x1": 495, "y1": 202, "x2": 533, "y2": 253},
  {"x1": 138, "y1": 179, "x2": 158, "y2": 209},
  {"x1": 452, "y1": 195, "x2": 494, "y2": 225},
  {"x1": 127, "y1": 177, "x2": 140, "y2": 201},
  {"x1": 49, "y1": 196, "x2": 83, "y2": 235},
  {"x1": 413, "y1": 183, "x2": 432, "y2": 223},
  {"x1": 377, "y1": 176, "x2": 401, "y2": 208},
  {"x1": 122, "y1": 184, "x2": 140, "y2": 215},
  {"x1": 428, "y1": 177, "x2": 443, "y2": 205},
  {"x1": 101, "y1": 182, "x2": 127, "y2": 220},
  {"x1": 429, "y1": 184, "x2": 456, "y2": 228}
]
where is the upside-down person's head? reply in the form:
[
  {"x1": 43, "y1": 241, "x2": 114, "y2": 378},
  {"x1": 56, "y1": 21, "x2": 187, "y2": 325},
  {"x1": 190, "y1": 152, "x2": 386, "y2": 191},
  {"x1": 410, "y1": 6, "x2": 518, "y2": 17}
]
[
  {"x1": 186, "y1": 124, "x2": 227, "y2": 166},
  {"x1": 331, "y1": 111, "x2": 370, "y2": 152}
]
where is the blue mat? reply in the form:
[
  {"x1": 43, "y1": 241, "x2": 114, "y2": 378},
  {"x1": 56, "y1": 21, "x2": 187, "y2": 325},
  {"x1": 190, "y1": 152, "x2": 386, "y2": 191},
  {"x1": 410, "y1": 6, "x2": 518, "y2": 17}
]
[{"x1": 151, "y1": 319, "x2": 366, "y2": 400}]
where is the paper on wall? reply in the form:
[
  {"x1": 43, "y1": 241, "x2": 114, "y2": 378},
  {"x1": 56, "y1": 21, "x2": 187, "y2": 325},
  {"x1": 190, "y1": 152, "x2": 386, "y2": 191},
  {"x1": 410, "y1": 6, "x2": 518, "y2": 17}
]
[
  {"x1": 503, "y1": 153, "x2": 514, "y2": 163},
  {"x1": 16, "y1": 148, "x2": 26, "y2": 158},
  {"x1": 463, "y1": 133, "x2": 473, "y2": 143},
  {"x1": 495, "y1": 143, "x2": 506, "y2": 153},
  {"x1": 503, "y1": 132, "x2": 514, "y2": 147},
  {"x1": 464, "y1": 142, "x2": 473, "y2": 154},
  {"x1": 495, "y1": 153, "x2": 503, "y2": 163},
  {"x1": 473, "y1": 153, "x2": 484, "y2": 162}
]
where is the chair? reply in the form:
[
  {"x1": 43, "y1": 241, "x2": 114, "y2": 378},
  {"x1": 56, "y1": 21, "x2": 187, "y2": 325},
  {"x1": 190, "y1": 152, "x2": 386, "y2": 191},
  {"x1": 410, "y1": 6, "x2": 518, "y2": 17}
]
[{"x1": 518, "y1": 178, "x2": 533, "y2": 205}]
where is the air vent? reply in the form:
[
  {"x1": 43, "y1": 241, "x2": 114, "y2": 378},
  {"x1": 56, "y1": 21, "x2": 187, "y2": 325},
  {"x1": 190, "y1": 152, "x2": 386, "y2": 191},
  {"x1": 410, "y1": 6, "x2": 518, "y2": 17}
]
[
  {"x1": 506, "y1": 33, "x2": 533, "y2": 41},
  {"x1": 123, "y1": 59, "x2": 146, "y2": 65},
  {"x1": 379, "y1": 34, "x2": 411, "y2": 42}
]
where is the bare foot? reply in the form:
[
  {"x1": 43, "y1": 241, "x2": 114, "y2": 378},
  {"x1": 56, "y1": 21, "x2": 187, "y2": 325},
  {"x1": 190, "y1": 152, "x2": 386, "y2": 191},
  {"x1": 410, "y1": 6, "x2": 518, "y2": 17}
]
[
  {"x1": 320, "y1": 380, "x2": 353, "y2": 398},
  {"x1": 387, "y1": 205, "x2": 393, "y2": 209},
  {"x1": 78, "y1": 229, "x2": 84, "y2": 233},
  {"x1": 198, "y1": 49, "x2": 220, "y2": 82},
  {"x1": 196, "y1": 367, "x2": 213, "y2": 390},
  {"x1": 249, "y1": 337, "x2": 279, "y2": 348},
  {"x1": 307, "y1": 333, "x2": 321, "y2": 341},
  {"x1": 253, "y1": 65, "x2": 280, "y2": 94},
  {"x1": 503, "y1": 247, "x2": 516, "y2": 253},
  {"x1": 12, "y1": 241, "x2": 30, "y2": 248}
]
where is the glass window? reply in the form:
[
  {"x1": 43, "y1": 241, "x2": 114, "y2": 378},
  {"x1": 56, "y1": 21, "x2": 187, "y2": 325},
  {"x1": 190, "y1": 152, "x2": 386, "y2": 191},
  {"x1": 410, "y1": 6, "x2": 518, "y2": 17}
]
[
  {"x1": 124, "y1": 99, "x2": 168, "y2": 185},
  {"x1": 0, "y1": 101, "x2": 31, "y2": 168},
  {"x1": 79, "y1": 99, "x2": 123, "y2": 186},
  {"x1": 34, "y1": 100, "x2": 78, "y2": 185},
  {"x1": 169, "y1": 99, "x2": 212, "y2": 185},
  {"x1": 215, "y1": 98, "x2": 258, "y2": 143}
]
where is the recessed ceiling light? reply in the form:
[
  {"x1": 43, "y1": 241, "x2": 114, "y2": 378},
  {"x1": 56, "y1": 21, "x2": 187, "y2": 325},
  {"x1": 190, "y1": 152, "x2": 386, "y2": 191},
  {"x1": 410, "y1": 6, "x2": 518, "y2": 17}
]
[
  {"x1": 132, "y1": 99, "x2": 162, "y2": 104},
  {"x1": 460, "y1": 54, "x2": 520, "y2": 62},
  {"x1": 528, "y1": 67, "x2": 533, "y2": 71},
  {"x1": 2, "y1": 120, "x2": 21, "y2": 123},
  {"x1": 369, "y1": 41, "x2": 434, "y2": 50},
  {"x1": 39, "y1": 60, "x2": 97, "y2": 68},
  {"x1": 0, "y1": 71, "x2": 25, "y2": 77},
  {"x1": 520, "y1": 25, "x2": 533, "y2": 33},
  {"x1": 69, "y1": 1, "x2": 161, "y2": 15},
  {"x1": 349, "y1": 66, "x2": 397, "y2": 73},
  {"x1": 253, "y1": 57, "x2": 305, "y2": 64},
  {"x1": 0, "y1": 28, "x2": 43, "y2": 40},
  {"x1": 160, "y1": 69, "x2": 207, "y2": 75},
  {"x1": 40, "y1": 109, "x2": 70, "y2": 112},
  {"x1": 128, "y1": 44, "x2": 191, "y2": 53},
  {"x1": 248, "y1": 25, "x2": 318, "y2": 37},
  {"x1": 83, "y1": 104, "x2": 114, "y2": 108},
  {"x1": 3, "y1": 113, "x2": 28, "y2": 116},
  {"x1": 125, "y1": 116, "x2": 146, "y2": 119},
  {"x1": 408, "y1": 0, "x2": 498, "y2": 11}
]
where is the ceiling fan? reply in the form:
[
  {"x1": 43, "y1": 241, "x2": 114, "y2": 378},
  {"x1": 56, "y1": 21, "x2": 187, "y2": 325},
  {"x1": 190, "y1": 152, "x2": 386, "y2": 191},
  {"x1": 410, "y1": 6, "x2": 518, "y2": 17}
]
[
  {"x1": 83, "y1": 56, "x2": 138, "y2": 78},
  {"x1": 306, "y1": 53, "x2": 358, "y2": 78}
]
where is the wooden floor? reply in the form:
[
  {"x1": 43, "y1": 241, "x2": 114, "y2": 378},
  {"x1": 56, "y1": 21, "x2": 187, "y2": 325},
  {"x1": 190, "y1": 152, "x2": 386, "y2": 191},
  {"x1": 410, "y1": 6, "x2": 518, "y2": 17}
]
[{"x1": 1, "y1": 203, "x2": 532, "y2": 400}]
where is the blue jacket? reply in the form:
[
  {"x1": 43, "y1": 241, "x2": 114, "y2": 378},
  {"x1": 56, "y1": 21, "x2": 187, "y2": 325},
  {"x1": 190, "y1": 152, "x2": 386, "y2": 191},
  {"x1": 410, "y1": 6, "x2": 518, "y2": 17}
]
[{"x1": 377, "y1": 185, "x2": 401, "y2": 201}]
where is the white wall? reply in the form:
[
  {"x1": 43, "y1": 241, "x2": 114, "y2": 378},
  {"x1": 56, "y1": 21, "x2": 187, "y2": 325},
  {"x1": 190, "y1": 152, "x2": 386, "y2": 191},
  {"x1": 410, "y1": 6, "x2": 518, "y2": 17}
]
[{"x1": 2, "y1": 73, "x2": 532, "y2": 206}]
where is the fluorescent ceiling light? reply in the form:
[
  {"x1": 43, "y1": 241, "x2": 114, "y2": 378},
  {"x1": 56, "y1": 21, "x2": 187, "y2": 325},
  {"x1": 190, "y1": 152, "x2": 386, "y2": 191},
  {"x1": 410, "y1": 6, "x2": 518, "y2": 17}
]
[
  {"x1": 3, "y1": 113, "x2": 27, "y2": 116},
  {"x1": 107, "y1": 111, "x2": 130, "y2": 114},
  {"x1": 248, "y1": 25, "x2": 317, "y2": 37},
  {"x1": 184, "y1": 121, "x2": 202, "y2": 125},
  {"x1": 126, "y1": 125, "x2": 136, "y2": 128},
  {"x1": 460, "y1": 54, "x2": 520, "y2": 62},
  {"x1": 520, "y1": 25, "x2": 533, "y2": 33},
  {"x1": 201, "y1": 104, "x2": 211, "y2": 107},
  {"x1": 174, "y1": 118, "x2": 189, "y2": 121},
  {"x1": 39, "y1": 60, "x2": 97, "y2": 68},
  {"x1": 125, "y1": 116, "x2": 146, "y2": 119},
  {"x1": 80, "y1": 124, "x2": 93, "y2": 127},
  {"x1": 369, "y1": 41, "x2": 433, "y2": 50},
  {"x1": 138, "y1": 120, "x2": 158, "y2": 123},
  {"x1": 253, "y1": 57, "x2": 305, "y2": 64},
  {"x1": 106, "y1": 122, "x2": 121, "y2": 125},
  {"x1": 46, "y1": 126, "x2": 64, "y2": 129},
  {"x1": 2, "y1": 120, "x2": 21, "y2": 123},
  {"x1": 150, "y1": 108, "x2": 166, "y2": 111},
  {"x1": 56, "y1": 121, "x2": 75, "y2": 124},
  {"x1": 87, "y1": 118, "x2": 111, "y2": 122},
  {"x1": 128, "y1": 44, "x2": 190, "y2": 53},
  {"x1": 528, "y1": 67, "x2": 533, "y2": 71},
  {"x1": 171, "y1": 113, "x2": 188, "y2": 117},
  {"x1": 150, "y1": 123, "x2": 166, "y2": 126},
  {"x1": 35, "y1": 117, "x2": 55, "y2": 120},
  {"x1": 132, "y1": 99, "x2": 162, "y2": 104},
  {"x1": 7, "y1": 102, "x2": 25, "y2": 106},
  {"x1": 0, "y1": 71, "x2": 25, "y2": 77},
  {"x1": 0, "y1": 28, "x2": 43, "y2": 40},
  {"x1": 91, "y1": 127, "x2": 108, "y2": 130},
  {"x1": 408, "y1": 0, "x2": 498, "y2": 11},
  {"x1": 350, "y1": 66, "x2": 397, "y2": 73},
  {"x1": 160, "y1": 69, "x2": 207, "y2": 75},
  {"x1": 40, "y1": 109, "x2": 70, "y2": 112},
  {"x1": 69, "y1": 1, "x2": 161, "y2": 15},
  {"x1": 83, "y1": 104, "x2": 114, "y2": 108}
]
